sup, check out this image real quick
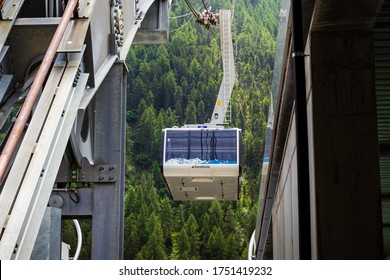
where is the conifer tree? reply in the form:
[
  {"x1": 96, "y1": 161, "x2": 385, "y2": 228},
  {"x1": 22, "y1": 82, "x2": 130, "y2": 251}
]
[
  {"x1": 124, "y1": 186, "x2": 137, "y2": 217},
  {"x1": 184, "y1": 100, "x2": 197, "y2": 124},
  {"x1": 160, "y1": 197, "x2": 174, "y2": 248},
  {"x1": 165, "y1": 107, "x2": 179, "y2": 128},
  {"x1": 124, "y1": 213, "x2": 141, "y2": 259},
  {"x1": 206, "y1": 226, "x2": 226, "y2": 260},
  {"x1": 225, "y1": 233, "x2": 241, "y2": 260},
  {"x1": 136, "y1": 204, "x2": 149, "y2": 247},
  {"x1": 200, "y1": 212, "x2": 211, "y2": 258},
  {"x1": 134, "y1": 105, "x2": 156, "y2": 167},
  {"x1": 223, "y1": 205, "x2": 239, "y2": 234},
  {"x1": 197, "y1": 100, "x2": 207, "y2": 124},
  {"x1": 171, "y1": 227, "x2": 190, "y2": 259},
  {"x1": 137, "y1": 212, "x2": 167, "y2": 260},
  {"x1": 175, "y1": 204, "x2": 186, "y2": 231},
  {"x1": 185, "y1": 214, "x2": 200, "y2": 259},
  {"x1": 208, "y1": 201, "x2": 224, "y2": 229}
]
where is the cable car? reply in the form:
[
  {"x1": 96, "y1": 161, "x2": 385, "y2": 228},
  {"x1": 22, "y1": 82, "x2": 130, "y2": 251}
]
[
  {"x1": 162, "y1": 126, "x2": 241, "y2": 201},
  {"x1": 161, "y1": 9, "x2": 241, "y2": 201}
]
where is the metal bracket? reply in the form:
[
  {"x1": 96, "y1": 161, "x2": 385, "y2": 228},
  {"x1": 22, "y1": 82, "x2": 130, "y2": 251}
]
[
  {"x1": 56, "y1": 160, "x2": 118, "y2": 183},
  {"x1": 50, "y1": 188, "x2": 93, "y2": 217},
  {"x1": 80, "y1": 163, "x2": 117, "y2": 183},
  {"x1": 77, "y1": 0, "x2": 95, "y2": 19},
  {"x1": 292, "y1": 51, "x2": 306, "y2": 58},
  {"x1": 0, "y1": 0, "x2": 23, "y2": 21}
]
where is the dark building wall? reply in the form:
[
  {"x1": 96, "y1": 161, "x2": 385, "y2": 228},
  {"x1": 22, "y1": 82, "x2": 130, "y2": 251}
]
[{"x1": 265, "y1": 0, "x2": 385, "y2": 259}]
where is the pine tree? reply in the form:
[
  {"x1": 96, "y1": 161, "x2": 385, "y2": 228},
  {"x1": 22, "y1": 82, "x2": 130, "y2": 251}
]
[
  {"x1": 173, "y1": 87, "x2": 183, "y2": 123},
  {"x1": 137, "y1": 212, "x2": 167, "y2": 260},
  {"x1": 153, "y1": 111, "x2": 165, "y2": 160},
  {"x1": 128, "y1": 78, "x2": 147, "y2": 113},
  {"x1": 134, "y1": 105, "x2": 156, "y2": 167},
  {"x1": 189, "y1": 58, "x2": 201, "y2": 83},
  {"x1": 161, "y1": 71, "x2": 177, "y2": 109},
  {"x1": 147, "y1": 181, "x2": 161, "y2": 214},
  {"x1": 185, "y1": 214, "x2": 200, "y2": 259},
  {"x1": 124, "y1": 186, "x2": 137, "y2": 217},
  {"x1": 152, "y1": 161, "x2": 165, "y2": 190},
  {"x1": 208, "y1": 201, "x2": 224, "y2": 229},
  {"x1": 175, "y1": 204, "x2": 186, "y2": 232},
  {"x1": 225, "y1": 233, "x2": 241, "y2": 260},
  {"x1": 156, "y1": 45, "x2": 171, "y2": 74},
  {"x1": 124, "y1": 213, "x2": 141, "y2": 259},
  {"x1": 223, "y1": 205, "x2": 238, "y2": 234},
  {"x1": 200, "y1": 212, "x2": 211, "y2": 259},
  {"x1": 171, "y1": 227, "x2": 190, "y2": 259},
  {"x1": 206, "y1": 226, "x2": 226, "y2": 260},
  {"x1": 164, "y1": 107, "x2": 179, "y2": 128},
  {"x1": 197, "y1": 100, "x2": 207, "y2": 124},
  {"x1": 159, "y1": 197, "x2": 174, "y2": 249},
  {"x1": 184, "y1": 100, "x2": 197, "y2": 124},
  {"x1": 136, "y1": 204, "x2": 149, "y2": 247}
]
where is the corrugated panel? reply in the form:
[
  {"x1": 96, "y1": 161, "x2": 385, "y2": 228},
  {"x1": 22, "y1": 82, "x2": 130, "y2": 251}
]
[{"x1": 374, "y1": 0, "x2": 390, "y2": 258}]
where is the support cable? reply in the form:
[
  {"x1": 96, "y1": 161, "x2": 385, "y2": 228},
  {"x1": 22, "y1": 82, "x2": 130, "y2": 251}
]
[
  {"x1": 170, "y1": 11, "x2": 193, "y2": 19},
  {"x1": 200, "y1": 0, "x2": 208, "y2": 10},
  {"x1": 184, "y1": 0, "x2": 202, "y2": 22},
  {"x1": 170, "y1": 1, "x2": 206, "y2": 32},
  {"x1": 169, "y1": 14, "x2": 194, "y2": 33}
]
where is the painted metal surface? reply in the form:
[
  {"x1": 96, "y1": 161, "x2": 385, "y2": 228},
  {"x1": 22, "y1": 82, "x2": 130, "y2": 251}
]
[
  {"x1": 58, "y1": 19, "x2": 90, "y2": 52},
  {"x1": 162, "y1": 127, "x2": 241, "y2": 201},
  {"x1": 210, "y1": 10, "x2": 234, "y2": 125},
  {"x1": 0, "y1": 0, "x2": 79, "y2": 182},
  {"x1": 0, "y1": 49, "x2": 85, "y2": 259},
  {"x1": 0, "y1": 0, "x2": 25, "y2": 53}
]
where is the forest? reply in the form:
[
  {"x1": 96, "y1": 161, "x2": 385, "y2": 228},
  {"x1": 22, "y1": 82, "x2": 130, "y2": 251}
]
[{"x1": 63, "y1": 0, "x2": 280, "y2": 259}]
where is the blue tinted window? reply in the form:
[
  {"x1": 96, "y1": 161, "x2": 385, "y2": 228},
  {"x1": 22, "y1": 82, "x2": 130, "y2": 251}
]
[{"x1": 165, "y1": 129, "x2": 238, "y2": 163}]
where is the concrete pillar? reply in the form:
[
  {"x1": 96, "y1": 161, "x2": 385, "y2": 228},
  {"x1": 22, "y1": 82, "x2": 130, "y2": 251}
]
[{"x1": 307, "y1": 30, "x2": 384, "y2": 259}]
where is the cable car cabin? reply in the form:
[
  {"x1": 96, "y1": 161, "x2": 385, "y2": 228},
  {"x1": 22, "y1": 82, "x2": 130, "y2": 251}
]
[{"x1": 162, "y1": 127, "x2": 242, "y2": 201}]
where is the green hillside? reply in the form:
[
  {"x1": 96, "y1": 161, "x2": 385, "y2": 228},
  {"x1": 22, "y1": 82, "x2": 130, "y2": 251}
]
[{"x1": 63, "y1": 0, "x2": 280, "y2": 260}]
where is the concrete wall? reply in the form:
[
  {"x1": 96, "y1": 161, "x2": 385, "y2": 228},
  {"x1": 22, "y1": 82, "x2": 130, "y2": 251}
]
[
  {"x1": 271, "y1": 29, "x2": 384, "y2": 260},
  {"x1": 264, "y1": 0, "x2": 385, "y2": 261},
  {"x1": 272, "y1": 113, "x2": 299, "y2": 260},
  {"x1": 307, "y1": 30, "x2": 383, "y2": 259}
]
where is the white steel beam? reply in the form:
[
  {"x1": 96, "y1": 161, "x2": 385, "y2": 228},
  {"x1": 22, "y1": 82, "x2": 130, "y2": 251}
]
[{"x1": 0, "y1": 50, "x2": 84, "y2": 260}]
